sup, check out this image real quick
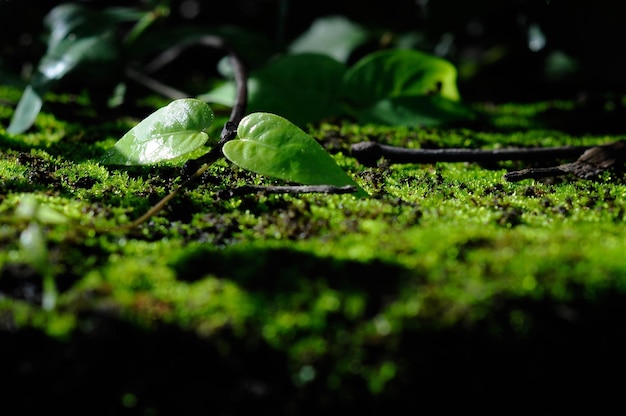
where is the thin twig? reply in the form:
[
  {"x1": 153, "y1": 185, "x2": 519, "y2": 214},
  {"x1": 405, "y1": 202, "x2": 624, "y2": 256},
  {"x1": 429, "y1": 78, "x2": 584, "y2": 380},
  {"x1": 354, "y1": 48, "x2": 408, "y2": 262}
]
[
  {"x1": 125, "y1": 67, "x2": 188, "y2": 100},
  {"x1": 502, "y1": 166, "x2": 569, "y2": 182},
  {"x1": 504, "y1": 140, "x2": 626, "y2": 182},
  {"x1": 218, "y1": 184, "x2": 357, "y2": 199},
  {"x1": 350, "y1": 141, "x2": 591, "y2": 167}
]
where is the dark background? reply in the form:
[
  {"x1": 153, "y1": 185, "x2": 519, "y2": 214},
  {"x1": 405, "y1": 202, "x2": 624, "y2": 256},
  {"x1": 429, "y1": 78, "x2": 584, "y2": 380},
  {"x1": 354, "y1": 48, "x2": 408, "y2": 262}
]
[{"x1": 2, "y1": 0, "x2": 626, "y2": 102}]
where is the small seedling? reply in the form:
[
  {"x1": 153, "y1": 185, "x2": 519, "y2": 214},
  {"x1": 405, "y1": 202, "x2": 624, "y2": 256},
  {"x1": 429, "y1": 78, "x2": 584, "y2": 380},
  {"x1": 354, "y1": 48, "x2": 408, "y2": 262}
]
[
  {"x1": 102, "y1": 102, "x2": 368, "y2": 228},
  {"x1": 7, "y1": 3, "x2": 481, "y2": 230}
]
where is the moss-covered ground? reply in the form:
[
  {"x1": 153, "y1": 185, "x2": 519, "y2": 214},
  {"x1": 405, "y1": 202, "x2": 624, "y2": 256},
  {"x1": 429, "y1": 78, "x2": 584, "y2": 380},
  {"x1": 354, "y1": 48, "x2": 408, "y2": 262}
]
[{"x1": 2, "y1": 87, "x2": 626, "y2": 414}]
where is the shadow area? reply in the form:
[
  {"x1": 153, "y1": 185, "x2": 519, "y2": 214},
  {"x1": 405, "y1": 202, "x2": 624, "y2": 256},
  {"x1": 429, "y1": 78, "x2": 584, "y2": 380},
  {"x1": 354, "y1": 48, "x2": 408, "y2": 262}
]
[
  {"x1": 381, "y1": 290, "x2": 626, "y2": 414},
  {"x1": 172, "y1": 245, "x2": 412, "y2": 318},
  {"x1": 3, "y1": 246, "x2": 626, "y2": 414},
  {"x1": 0, "y1": 314, "x2": 294, "y2": 415},
  {"x1": 170, "y1": 245, "x2": 626, "y2": 413}
]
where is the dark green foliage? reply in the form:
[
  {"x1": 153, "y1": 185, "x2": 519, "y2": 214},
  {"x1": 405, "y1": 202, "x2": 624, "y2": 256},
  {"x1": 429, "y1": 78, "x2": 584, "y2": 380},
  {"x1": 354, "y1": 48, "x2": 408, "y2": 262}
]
[
  {"x1": 6, "y1": 3, "x2": 474, "y2": 135},
  {"x1": 204, "y1": 49, "x2": 471, "y2": 127}
]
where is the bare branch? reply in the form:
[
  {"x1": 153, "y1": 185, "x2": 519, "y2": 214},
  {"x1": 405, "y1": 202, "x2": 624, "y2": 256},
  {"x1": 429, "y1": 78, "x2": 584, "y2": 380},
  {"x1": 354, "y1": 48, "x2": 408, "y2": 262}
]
[
  {"x1": 217, "y1": 184, "x2": 357, "y2": 199},
  {"x1": 351, "y1": 141, "x2": 590, "y2": 167},
  {"x1": 505, "y1": 140, "x2": 626, "y2": 181}
]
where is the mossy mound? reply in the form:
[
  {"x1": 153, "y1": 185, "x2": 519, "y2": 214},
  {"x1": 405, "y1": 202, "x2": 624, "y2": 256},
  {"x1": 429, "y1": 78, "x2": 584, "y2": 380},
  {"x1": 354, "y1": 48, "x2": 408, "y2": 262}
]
[{"x1": 1, "y1": 87, "x2": 626, "y2": 414}]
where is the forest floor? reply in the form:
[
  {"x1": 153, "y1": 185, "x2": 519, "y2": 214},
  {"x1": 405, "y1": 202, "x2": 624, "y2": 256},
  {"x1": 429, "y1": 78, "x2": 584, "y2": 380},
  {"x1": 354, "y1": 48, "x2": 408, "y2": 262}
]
[{"x1": 1, "y1": 87, "x2": 626, "y2": 414}]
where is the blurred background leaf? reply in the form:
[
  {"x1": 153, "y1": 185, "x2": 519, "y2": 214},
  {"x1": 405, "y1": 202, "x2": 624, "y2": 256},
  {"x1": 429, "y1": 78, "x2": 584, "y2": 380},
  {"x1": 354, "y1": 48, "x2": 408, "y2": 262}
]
[
  {"x1": 201, "y1": 54, "x2": 347, "y2": 127},
  {"x1": 287, "y1": 15, "x2": 370, "y2": 63},
  {"x1": 354, "y1": 95, "x2": 474, "y2": 127},
  {"x1": 6, "y1": 4, "x2": 128, "y2": 133},
  {"x1": 343, "y1": 49, "x2": 460, "y2": 105}
]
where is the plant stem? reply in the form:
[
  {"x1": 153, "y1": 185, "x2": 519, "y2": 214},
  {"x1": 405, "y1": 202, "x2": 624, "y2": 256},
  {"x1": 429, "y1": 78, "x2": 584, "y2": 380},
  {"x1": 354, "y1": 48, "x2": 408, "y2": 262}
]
[
  {"x1": 197, "y1": 37, "x2": 248, "y2": 145},
  {"x1": 125, "y1": 67, "x2": 188, "y2": 100},
  {"x1": 350, "y1": 141, "x2": 591, "y2": 167},
  {"x1": 183, "y1": 36, "x2": 248, "y2": 167},
  {"x1": 119, "y1": 36, "x2": 248, "y2": 231}
]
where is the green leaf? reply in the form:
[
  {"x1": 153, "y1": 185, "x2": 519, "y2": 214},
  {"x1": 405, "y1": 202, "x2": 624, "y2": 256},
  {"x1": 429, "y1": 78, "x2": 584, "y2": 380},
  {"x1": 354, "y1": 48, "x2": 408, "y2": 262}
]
[
  {"x1": 8, "y1": 4, "x2": 124, "y2": 134},
  {"x1": 201, "y1": 54, "x2": 347, "y2": 127},
  {"x1": 41, "y1": 4, "x2": 123, "y2": 80},
  {"x1": 355, "y1": 95, "x2": 475, "y2": 127},
  {"x1": 39, "y1": 32, "x2": 119, "y2": 82},
  {"x1": 6, "y1": 85, "x2": 44, "y2": 135},
  {"x1": 223, "y1": 112, "x2": 366, "y2": 196},
  {"x1": 15, "y1": 194, "x2": 68, "y2": 224},
  {"x1": 288, "y1": 15, "x2": 370, "y2": 63},
  {"x1": 343, "y1": 49, "x2": 460, "y2": 106},
  {"x1": 45, "y1": 4, "x2": 138, "y2": 51},
  {"x1": 102, "y1": 99, "x2": 214, "y2": 165},
  {"x1": 341, "y1": 49, "x2": 472, "y2": 127}
]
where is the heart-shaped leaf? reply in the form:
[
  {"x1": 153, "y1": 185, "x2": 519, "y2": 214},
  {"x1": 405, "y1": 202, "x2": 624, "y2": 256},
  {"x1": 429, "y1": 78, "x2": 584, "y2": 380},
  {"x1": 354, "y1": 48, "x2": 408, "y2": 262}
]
[
  {"x1": 223, "y1": 112, "x2": 366, "y2": 196},
  {"x1": 343, "y1": 49, "x2": 460, "y2": 106},
  {"x1": 102, "y1": 98, "x2": 213, "y2": 165}
]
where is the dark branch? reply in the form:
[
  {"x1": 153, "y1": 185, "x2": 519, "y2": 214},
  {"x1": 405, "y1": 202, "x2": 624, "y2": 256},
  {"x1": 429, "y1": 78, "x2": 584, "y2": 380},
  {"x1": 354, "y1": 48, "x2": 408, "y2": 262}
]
[
  {"x1": 196, "y1": 36, "x2": 248, "y2": 145},
  {"x1": 217, "y1": 184, "x2": 357, "y2": 199},
  {"x1": 504, "y1": 140, "x2": 626, "y2": 182},
  {"x1": 502, "y1": 166, "x2": 569, "y2": 182},
  {"x1": 351, "y1": 141, "x2": 591, "y2": 167}
]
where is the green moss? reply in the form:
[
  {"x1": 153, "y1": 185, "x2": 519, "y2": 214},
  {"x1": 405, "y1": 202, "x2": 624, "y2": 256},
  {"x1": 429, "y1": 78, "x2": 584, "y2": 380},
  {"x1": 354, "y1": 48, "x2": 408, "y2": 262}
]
[
  {"x1": 0, "y1": 298, "x2": 76, "y2": 338},
  {"x1": 2, "y1": 85, "x2": 626, "y2": 409}
]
